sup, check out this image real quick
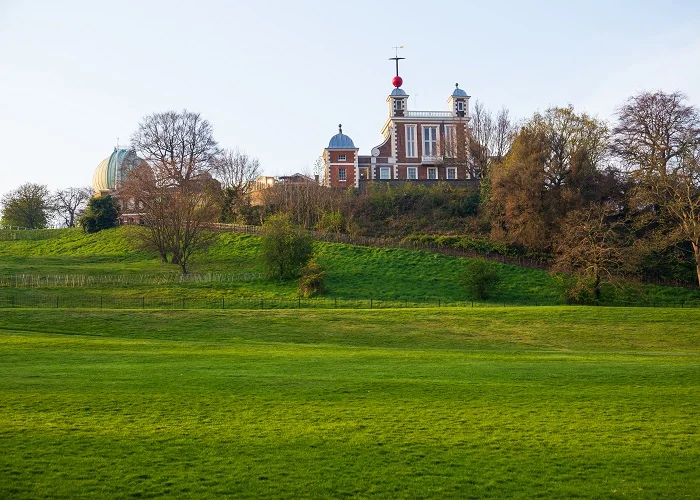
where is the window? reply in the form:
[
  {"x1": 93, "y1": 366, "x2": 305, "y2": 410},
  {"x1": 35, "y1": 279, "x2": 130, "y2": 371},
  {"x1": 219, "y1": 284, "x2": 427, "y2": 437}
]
[
  {"x1": 338, "y1": 168, "x2": 346, "y2": 181},
  {"x1": 405, "y1": 125, "x2": 417, "y2": 158},
  {"x1": 444, "y1": 125, "x2": 455, "y2": 157},
  {"x1": 407, "y1": 167, "x2": 417, "y2": 180},
  {"x1": 380, "y1": 167, "x2": 391, "y2": 180},
  {"x1": 393, "y1": 99, "x2": 404, "y2": 111},
  {"x1": 422, "y1": 126, "x2": 438, "y2": 156},
  {"x1": 428, "y1": 167, "x2": 437, "y2": 180},
  {"x1": 447, "y1": 167, "x2": 457, "y2": 180},
  {"x1": 338, "y1": 154, "x2": 346, "y2": 162},
  {"x1": 457, "y1": 101, "x2": 464, "y2": 112}
]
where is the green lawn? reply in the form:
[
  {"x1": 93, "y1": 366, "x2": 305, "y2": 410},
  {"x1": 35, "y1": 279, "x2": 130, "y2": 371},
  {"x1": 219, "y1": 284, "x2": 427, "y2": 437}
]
[
  {"x1": 2, "y1": 227, "x2": 700, "y2": 307},
  {"x1": 1, "y1": 307, "x2": 698, "y2": 498}
]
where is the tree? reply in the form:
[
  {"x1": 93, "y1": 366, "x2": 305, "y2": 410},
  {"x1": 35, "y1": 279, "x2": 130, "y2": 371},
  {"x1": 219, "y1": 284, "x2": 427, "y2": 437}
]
[
  {"x1": 612, "y1": 91, "x2": 700, "y2": 286},
  {"x1": 552, "y1": 203, "x2": 627, "y2": 302},
  {"x1": 212, "y1": 148, "x2": 261, "y2": 194},
  {"x1": 461, "y1": 258, "x2": 500, "y2": 300},
  {"x1": 53, "y1": 187, "x2": 92, "y2": 227},
  {"x1": 122, "y1": 110, "x2": 221, "y2": 273},
  {"x1": 260, "y1": 213, "x2": 313, "y2": 280},
  {"x1": 488, "y1": 106, "x2": 611, "y2": 250},
  {"x1": 0, "y1": 183, "x2": 51, "y2": 229},
  {"x1": 79, "y1": 195, "x2": 119, "y2": 233}
]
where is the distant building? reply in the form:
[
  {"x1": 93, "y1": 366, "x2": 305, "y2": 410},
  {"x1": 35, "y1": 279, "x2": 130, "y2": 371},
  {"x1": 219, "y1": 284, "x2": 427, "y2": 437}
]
[
  {"x1": 323, "y1": 57, "x2": 476, "y2": 189},
  {"x1": 91, "y1": 147, "x2": 148, "y2": 224},
  {"x1": 250, "y1": 173, "x2": 319, "y2": 206}
]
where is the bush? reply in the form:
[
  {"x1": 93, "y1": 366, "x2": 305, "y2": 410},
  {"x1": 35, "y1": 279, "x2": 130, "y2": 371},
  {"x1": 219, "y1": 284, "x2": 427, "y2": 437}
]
[
  {"x1": 79, "y1": 195, "x2": 119, "y2": 233},
  {"x1": 299, "y1": 259, "x2": 325, "y2": 297},
  {"x1": 261, "y1": 213, "x2": 313, "y2": 280},
  {"x1": 462, "y1": 258, "x2": 501, "y2": 299}
]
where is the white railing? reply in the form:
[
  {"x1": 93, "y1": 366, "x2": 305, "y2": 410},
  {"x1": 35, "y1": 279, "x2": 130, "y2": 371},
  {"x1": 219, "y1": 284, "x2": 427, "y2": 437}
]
[
  {"x1": 406, "y1": 111, "x2": 453, "y2": 118},
  {"x1": 422, "y1": 155, "x2": 442, "y2": 164}
]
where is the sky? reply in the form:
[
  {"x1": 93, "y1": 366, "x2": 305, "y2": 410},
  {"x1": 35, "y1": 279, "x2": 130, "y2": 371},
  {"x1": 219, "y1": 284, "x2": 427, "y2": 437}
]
[{"x1": 1, "y1": 0, "x2": 699, "y2": 192}]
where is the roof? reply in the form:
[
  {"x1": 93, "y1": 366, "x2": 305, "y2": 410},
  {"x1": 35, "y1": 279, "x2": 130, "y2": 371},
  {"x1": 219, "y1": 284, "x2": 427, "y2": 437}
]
[
  {"x1": 92, "y1": 148, "x2": 146, "y2": 194},
  {"x1": 327, "y1": 124, "x2": 355, "y2": 149},
  {"x1": 452, "y1": 83, "x2": 468, "y2": 97},
  {"x1": 390, "y1": 88, "x2": 407, "y2": 96}
]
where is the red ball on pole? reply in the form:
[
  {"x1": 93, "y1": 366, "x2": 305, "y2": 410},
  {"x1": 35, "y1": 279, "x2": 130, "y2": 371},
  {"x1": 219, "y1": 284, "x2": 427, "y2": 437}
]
[{"x1": 392, "y1": 75, "x2": 403, "y2": 88}]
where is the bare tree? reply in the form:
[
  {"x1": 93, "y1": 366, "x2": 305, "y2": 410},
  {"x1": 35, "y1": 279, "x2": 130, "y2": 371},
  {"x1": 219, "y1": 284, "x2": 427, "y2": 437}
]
[
  {"x1": 212, "y1": 148, "x2": 261, "y2": 194},
  {"x1": 131, "y1": 110, "x2": 219, "y2": 186},
  {"x1": 52, "y1": 187, "x2": 92, "y2": 227},
  {"x1": 493, "y1": 107, "x2": 515, "y2": 162},
  {"x1": 612, "y1": 91, "x2": 700, "y2": 286},
  {"x1": 469, "y1": 100, "x2": 494, "y2": 178},
  {"x1": 553, "y1": 203, "x2": 627, "y2": 301},
  {"x1": 123, "y1": 110, "x2": 221, "y2": 273}
]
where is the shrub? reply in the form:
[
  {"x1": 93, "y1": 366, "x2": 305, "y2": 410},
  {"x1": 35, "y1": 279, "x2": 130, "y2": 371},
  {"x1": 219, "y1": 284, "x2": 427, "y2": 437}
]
[
  {"x1": 261, "y1": 213, "x2": 313, "y2": 280},
  {"x1": 462, "y1": 258, "x2": 501, "y2": 299},
  {"x1": 299, "y1": 259, "x2": 325, "y2": 297},
  {"x1": 79, "y1": 195, "x2": 119, "y2": 233}
]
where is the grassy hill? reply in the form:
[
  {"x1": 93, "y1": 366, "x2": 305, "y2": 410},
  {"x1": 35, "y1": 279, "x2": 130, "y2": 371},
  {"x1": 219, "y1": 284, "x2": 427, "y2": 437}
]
[
  {"x1": 0, "y1": 307, "x2": 698, "y2": 498},
  {"x1": 1, "y1": 227, "x2": 699, "y2": 307}
]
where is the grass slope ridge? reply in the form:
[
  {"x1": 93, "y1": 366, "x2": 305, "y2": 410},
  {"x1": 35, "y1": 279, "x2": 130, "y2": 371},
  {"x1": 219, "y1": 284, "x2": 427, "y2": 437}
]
[{"x1": 1, "y1": 227, "x2": 699, "y2": 306}]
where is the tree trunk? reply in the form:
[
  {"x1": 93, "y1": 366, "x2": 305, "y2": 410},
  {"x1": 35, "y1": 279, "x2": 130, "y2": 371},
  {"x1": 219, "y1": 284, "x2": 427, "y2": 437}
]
[{"x1": 693, "y1": 241, "x2": 700, "y2": 288}]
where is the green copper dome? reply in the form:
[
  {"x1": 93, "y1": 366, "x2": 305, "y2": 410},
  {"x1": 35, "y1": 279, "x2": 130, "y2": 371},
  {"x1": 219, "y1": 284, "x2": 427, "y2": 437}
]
[{"x1": 92, "y1": 149, "x2": 147, "y2": 195}]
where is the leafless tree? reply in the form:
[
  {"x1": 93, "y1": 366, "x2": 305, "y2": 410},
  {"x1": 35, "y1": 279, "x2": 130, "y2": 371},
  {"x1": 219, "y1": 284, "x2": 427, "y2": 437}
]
[
  {"x1": 612, "y1": 91, "x2": 700, "y2": 180},
  {"x1": 552, "y1": 203, "x2": 627, "y2": 301},
  {"x1": 469, "y1": 100, "x2": 494, "y2": 178},
  {"x1": 493, "y1": 107, "x2": 515, "y2": 162},
  {"x1": 52, "y1": 187, "x2": 92, "y2": 227},
  {"x1": 212, "y1": 147, "x2": 261, "y2": 194},
  {"x1": 131, "y1": 110, "x2": 219, "y2": 186},
  {"x1": 123, "y1": 110, "x2": 221, "y2": 273},
  {"x1": 612, "y1": 91, "x2": 700, "y2": 286}
]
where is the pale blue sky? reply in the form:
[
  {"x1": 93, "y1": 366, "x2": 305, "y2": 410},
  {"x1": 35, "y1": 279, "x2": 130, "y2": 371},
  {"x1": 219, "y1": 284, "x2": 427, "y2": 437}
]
[{"x1": 1, "y1": 0, "x2": 699, "y2": 191}]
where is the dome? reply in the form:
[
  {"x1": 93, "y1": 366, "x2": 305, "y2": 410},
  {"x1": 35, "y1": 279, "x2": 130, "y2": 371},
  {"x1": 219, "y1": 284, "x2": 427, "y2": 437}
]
[
  {"x1": 390, "y1": 88, "x2": 407, "y2": 96},
  {"x1": 452, "y1": 83, "x2": 468, "y2": 97},
  {"x1": 327, "y1": 125, "x2": 355, "y2": 149},
  {"x1": 92, "y1": 148, "x2": 147, "y2": 195}
]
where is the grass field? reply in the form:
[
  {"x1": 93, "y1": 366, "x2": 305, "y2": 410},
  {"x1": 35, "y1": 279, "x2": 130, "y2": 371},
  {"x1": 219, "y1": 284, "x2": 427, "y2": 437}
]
[
  {"x1": 1, "y1": 307, "x2": 698, "y2": 498},
  {"x1": 2, "y1": 227, "x2": 699, "y2": 307}
]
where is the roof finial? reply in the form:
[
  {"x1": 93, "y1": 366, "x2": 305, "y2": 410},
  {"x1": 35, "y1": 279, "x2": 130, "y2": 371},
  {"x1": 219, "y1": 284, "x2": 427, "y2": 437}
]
[
  {"x1": 456, "y1": 83, "x2": 459, "y2": 88},
  {"x1": 339, "y1": 124, "x2": 342, "y2": 134}
]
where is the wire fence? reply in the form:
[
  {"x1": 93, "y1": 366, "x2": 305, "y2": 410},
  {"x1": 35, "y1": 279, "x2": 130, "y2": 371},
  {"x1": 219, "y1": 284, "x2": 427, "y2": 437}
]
[
  {"x1": 0, "y1": 273, "x2": 262, "y2": 288},
  {"x1": 0, "y1": 292, "x2": 698, "y2": 310}
]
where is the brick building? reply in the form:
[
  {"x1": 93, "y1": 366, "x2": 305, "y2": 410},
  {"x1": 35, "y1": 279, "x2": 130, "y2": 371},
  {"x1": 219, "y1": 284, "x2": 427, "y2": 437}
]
[{"x1": 323, "y1": 74, "x2": 474, "y2": 189}]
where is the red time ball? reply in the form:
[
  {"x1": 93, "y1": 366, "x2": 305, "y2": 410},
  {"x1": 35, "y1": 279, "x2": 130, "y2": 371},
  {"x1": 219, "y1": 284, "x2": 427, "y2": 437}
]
[{"x1": 392, "y1": 76, "x2": 403, "y2": 88}]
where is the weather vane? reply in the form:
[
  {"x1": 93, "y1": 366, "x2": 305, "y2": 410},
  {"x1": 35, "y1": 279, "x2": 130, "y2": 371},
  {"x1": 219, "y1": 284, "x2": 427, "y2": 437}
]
[{"x1": 389, "y1": 45, "x2": 405, "y2": 88}]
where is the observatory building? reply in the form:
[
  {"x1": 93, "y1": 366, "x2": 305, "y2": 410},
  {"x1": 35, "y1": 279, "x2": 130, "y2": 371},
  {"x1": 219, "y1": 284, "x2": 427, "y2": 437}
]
[
  {"x1": 322, "y1": 53, "x2": 474, "y2": 189},
  {"x1": 92, "y1": 148, "x2": 147, "y2": 196}
]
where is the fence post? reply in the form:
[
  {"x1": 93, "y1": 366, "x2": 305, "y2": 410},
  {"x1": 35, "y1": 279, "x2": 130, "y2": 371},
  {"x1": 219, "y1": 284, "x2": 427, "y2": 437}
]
[
  {"x1": 334, "y1": 297, "x2": 337, "y2": 308},
  {"x1": 100, "y1": 296, "x2": 102, "y2": 311},
  {"x1": 142, "y1": 297, "x2": 145, "y2": 309},
  {"x1": 370, "y1": 298, "x2": 373, "y2": 309},
  {"x1": 438, "y1": 299, "x2": 441, "y2": 308},
  {"x1": 56, "y1": 296, "x2": 59, "y2": 309},
  {"x1": 222, "y1": 296, "x2": 225, "y2": 310},
  {"x1": 11, "y1": 295, "x2": 14, "y2": 308}
]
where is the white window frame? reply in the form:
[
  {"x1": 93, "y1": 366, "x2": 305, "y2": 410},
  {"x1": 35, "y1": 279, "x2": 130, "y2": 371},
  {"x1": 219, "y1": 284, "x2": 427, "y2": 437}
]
[
  {"x1": 457, "y1": 101, "x2": 464, "y2": 112},
  {"x1": 338, "y1": 154, "x2": 346, "y2": 162},
  {"x1": 427, "y1": 167, "x2": 438, "y2": 180},
  {"x1": 405, "y1": 125, "x2": 417, "y2": 158},
  {"x1": 407, "y1": 167, "x2": 418, "y2": 180},
  {"x1": 393, "y1": 99, "x2": 404, "y2": 111},
  {"x1": 380, "y1": 167, "x2": 391, "y2": 180},
  {"x1": 446, "y1": 167, "x2": 457, "y2": 180},
  {"x1": 422, "y1": 126, "x2": 438, "y2": 157},
  {"x1": 338, "y1": 168, "x2": 346, "y2": 181},
  {"x1": 444, "y1": 125, "x2": 455, "y2": 157}
]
